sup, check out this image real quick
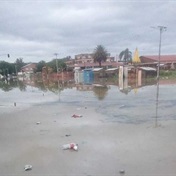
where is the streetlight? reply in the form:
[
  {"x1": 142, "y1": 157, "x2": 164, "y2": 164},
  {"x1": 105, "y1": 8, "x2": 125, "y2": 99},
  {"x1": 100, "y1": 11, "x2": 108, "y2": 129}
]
[
  {"x1": 157, "y1": 26, "x2": 167, "y2": 79},
  {"x1": 152, "y1": 26, "x2": 167, "y2": 127},
  {"x1": 155, "y1": 26, "x2": 167, "y2": 80}
]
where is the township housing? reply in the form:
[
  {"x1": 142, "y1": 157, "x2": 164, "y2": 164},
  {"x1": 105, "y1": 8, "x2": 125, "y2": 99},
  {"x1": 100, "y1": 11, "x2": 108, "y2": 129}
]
[{"x1": 21, "y1": 53, "x2": 176, "y2": 75}]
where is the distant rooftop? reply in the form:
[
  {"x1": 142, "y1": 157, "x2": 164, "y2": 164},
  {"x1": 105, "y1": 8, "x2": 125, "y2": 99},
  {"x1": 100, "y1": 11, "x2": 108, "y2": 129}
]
[{"x1": 140, "y1": 55, "x2": 176, "y2": 63}]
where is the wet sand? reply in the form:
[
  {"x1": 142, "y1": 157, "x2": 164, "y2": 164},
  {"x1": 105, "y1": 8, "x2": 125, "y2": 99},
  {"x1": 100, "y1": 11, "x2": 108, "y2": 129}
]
[{"x1": 0, "y1": 103, "x2": 176, "y2": 176}]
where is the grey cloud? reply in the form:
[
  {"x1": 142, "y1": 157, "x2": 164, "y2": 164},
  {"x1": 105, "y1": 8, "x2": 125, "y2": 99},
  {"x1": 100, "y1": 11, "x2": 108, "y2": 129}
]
[{"x1": 0, "y1": 0, "x2": 175, "y2": 62}]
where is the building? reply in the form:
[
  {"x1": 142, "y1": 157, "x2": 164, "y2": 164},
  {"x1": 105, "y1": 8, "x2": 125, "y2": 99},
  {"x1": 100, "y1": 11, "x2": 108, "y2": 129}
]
[
  {"x1": 140, "y1": 55, "x2": 176, "y2": 69},
  {"x1": 65, "y1": 53, "x2": 116, "y2": 70},
  {"x1": 74, "y1": 53, "x2": 115, "y2": 64},
  {"x1": 21, "y1": 63, "x2": 37, "y2": 74},
  {"x1": 75, "y1": 53, "x2": 94, "y2": 64},
  {"x1": 65, "y1": 59, "x2": 75, "y2": 67}
]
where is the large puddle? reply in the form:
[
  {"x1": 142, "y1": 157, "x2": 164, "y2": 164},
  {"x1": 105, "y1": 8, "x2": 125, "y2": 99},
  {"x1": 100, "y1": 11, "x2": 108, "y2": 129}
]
[{"x1": 0, "y1": 79, "x2": 176, "y2": 124}]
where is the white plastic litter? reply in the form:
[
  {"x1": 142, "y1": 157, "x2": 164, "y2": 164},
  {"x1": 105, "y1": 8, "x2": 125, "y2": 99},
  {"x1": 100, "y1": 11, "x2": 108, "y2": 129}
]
[
  {"x1": 62, "y1": 143, "x2": 78, "y2": 151},
  {"x1": 24, "y1": 164, "x2": 32, "y2": 171}
]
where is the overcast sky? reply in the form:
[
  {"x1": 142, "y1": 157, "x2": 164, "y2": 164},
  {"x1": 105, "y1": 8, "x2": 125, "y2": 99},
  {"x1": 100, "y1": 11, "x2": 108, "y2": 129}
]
[{"x1": 0, "y1": 0, "x2": 175, "y2": 63}]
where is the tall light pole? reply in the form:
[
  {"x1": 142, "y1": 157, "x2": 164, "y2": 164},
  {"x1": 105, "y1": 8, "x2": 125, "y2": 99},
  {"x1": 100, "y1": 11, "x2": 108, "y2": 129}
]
[
  {"x1": 154, "y1": 26, "x2": 167, "y2": 127},
  {"x1": 156, "y1": 26, "x2": 167, "y2": 80}
]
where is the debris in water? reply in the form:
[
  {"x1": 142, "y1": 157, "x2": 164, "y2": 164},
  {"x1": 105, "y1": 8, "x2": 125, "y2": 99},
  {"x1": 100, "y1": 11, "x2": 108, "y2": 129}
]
[
  {"x1": 24, "y1": 165, "x2": 32, "y2": 171},
  {"x1": 36, "y1": 122, "x2": 41, "y2": 125}
]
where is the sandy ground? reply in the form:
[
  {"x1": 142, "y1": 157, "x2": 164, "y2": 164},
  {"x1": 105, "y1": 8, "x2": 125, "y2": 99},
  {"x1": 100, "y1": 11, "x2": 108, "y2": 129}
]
[{"x1": 0, "y1": 103, "x2": 176, "y2": 176}]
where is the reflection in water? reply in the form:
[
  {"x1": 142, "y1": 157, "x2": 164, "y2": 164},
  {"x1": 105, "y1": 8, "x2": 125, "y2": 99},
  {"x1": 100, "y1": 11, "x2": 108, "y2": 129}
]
[
  {"x1": 1, "y1": 74, "x2": 176, "y2": 124},
  {"x1": 155, "y1": 78, "x2": 160, "y2": 127},
  {"x1": 93, "y1": 84, "x2": 109, "y2": 100},
  {"x1": 0, "y1": 79, "x2": 26, "y2": 92},
  {"x1": 0, "y1": 74, "x2": 157, "y2": 95}
]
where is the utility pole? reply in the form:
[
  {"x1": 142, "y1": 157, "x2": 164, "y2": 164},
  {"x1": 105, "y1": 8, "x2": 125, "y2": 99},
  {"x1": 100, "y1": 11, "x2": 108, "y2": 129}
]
[
  {"x1": 156, "y1": 26, "x2": 167, "y2": 80},
  {"x1": 152, "y1": 26, "x2": 167, "y2": 127},
  {"x1": 54, "y1": 53, "x2": 59, "y2": 75}
]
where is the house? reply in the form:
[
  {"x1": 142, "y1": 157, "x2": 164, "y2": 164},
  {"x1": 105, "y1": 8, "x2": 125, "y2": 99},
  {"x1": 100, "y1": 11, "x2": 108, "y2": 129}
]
[
  {"x1": 75, "y1": 53, "x2": 94, "y2": 64},
  {"x1": 21, "y1": 63, "x2": 37, "y2": 74},
  {"x1": 140, "y1": 55, "x2": 176, "y2": 69},
  {"x1": 73, "y1": 53, "x2": 115, "y2": 67}
]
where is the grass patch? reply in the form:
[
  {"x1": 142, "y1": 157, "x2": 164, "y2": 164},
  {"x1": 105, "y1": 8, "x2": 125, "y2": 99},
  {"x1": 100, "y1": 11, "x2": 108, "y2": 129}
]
[{"x1": 160, "y1": 70, "x2": 176, "y2": 79}]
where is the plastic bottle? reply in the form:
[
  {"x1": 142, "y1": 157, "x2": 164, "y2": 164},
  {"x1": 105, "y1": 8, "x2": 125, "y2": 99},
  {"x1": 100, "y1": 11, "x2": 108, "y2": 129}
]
[{"x1": 62, "y1": 143, "x2": 78, "y2": 150}]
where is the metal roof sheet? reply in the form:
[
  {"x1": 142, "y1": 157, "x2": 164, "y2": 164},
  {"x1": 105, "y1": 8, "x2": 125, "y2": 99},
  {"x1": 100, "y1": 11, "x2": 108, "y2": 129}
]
[
  {"x1": 139, "y1": 67, "x2": 156, "y2": 71},
  {"x1": 106, "y1": 68, "x2": 118, "y2": 71},
  {"x1": 92, "y1": 68, "x2": 103, "y2": 72}
]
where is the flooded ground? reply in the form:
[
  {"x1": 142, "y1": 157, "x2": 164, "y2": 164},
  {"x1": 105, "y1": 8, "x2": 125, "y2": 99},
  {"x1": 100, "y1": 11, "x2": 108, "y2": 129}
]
[
  {"x1": 1, "y1": 78, "x2": 176, "y2": 175},
  {"x1": 1, "y1": 78, "x2": 176, "y2": 124}
]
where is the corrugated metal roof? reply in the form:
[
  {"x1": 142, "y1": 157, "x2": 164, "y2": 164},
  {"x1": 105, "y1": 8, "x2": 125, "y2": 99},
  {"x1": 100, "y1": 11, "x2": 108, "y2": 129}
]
[
  {"x1": 92, "y1": 68, "x2": 103, "y2": 72},
  {"x1": 139, "y1": 67, "x2": 156, "y2": 71},
  {"x1": 105, "y1": 68, "x2": 118, "y2": 71},
  {"x1": 140, "y1": 55, "x2": 176, "y2": 62}
]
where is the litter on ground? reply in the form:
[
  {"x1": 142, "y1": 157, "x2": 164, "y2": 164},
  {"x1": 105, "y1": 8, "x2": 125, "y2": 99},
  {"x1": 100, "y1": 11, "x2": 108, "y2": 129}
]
[
  {"x1": 24, "y1": 165, "x2": 32, "y2": 171},
  {"x1": 65, "y1": 134, "x2": 71, "y2": 137},
  {"x1": 62, "y1": 143, "x2": 78, "y2": 151},
  {"x1": 72, "y1": 114, "x2": 82, "y2": 118}
]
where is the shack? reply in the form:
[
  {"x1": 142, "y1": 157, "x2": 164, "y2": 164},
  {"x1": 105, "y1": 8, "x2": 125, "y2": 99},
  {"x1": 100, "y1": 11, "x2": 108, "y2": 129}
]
[
  {"x1": 83, "y1": 68, "x2": 94, "y2": 84},
  {"x1": 105, "y1": 68, "x2": 118, "y2": 77},
  {"x1": 138, "y1": 67, "x2": 157, "y2": 78},
  {"x1": 74, "y1": 67, "x2": 83, "y2": 84}
]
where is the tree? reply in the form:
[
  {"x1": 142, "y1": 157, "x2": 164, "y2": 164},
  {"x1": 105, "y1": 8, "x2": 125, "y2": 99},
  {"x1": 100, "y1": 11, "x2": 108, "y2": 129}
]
[
  {"x1": 57, "y1": 60, "x2": 67, "y2": 71},
  {"x1": 93, "y1": 45, "x2": 108, "y2": 67},
  {"x1": 15, "y1": 58, "x2": 25, "y2": 72},
  {"x1": 47, "y1": 59, "x2": 67, "y2": 72},
  {"x1": 93, "y1": 85, "x2": 108, "y2": 100},
  {"x1": 0, "y1": 61, "x2": 15, "y2": 76},
  {"x1": 36, "y1": 60, "x2": 46, "y2": 72},
  {"x1": 119, "y1": 48, "x2": 132, "y2": 64}
]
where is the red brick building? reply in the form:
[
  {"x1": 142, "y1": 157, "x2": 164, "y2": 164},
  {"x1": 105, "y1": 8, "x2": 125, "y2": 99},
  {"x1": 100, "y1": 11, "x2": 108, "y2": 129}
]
[
  {"x1": 140, "y1": 55, "x2": 176, "y2": 69},
  {"x1": 21, "y1": 63, "x2": 37, "y2": 74}
]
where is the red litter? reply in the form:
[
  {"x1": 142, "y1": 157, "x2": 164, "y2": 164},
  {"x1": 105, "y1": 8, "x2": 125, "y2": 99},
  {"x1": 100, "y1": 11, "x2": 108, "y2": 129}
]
[{"x1": 72, "y1": 114, "x2": 82, "y2": 118}]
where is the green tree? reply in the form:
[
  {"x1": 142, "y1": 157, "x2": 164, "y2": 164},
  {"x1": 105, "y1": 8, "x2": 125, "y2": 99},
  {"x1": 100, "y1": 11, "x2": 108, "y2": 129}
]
[
  {"x1": 47, "y1": 59, "x2": 67, "y2": 72},
  {"x1": 119, "y1": 48, "x2": 132, "y2": 64},
  {"x1": 0, "y1": 61, "x2": 15, "y2": 76},
  {"x1": 93, "y1": 45, "x2": 108, "y2": 67},
  {"x1": 57, "y1": 59, "x2": 67, "y2": 71},
  {"x1": 36, "y1": 60, "x2": 46, "y2": 72},
  {"x1": 15, "y1": 58, "x2": 25, "y2": 72}
]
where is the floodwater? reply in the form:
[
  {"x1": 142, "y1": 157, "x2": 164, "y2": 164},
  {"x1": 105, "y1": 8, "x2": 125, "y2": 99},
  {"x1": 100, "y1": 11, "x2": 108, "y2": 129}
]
[{"x1": 0, "y1": 77, "x2": 176, "y2": 124}]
